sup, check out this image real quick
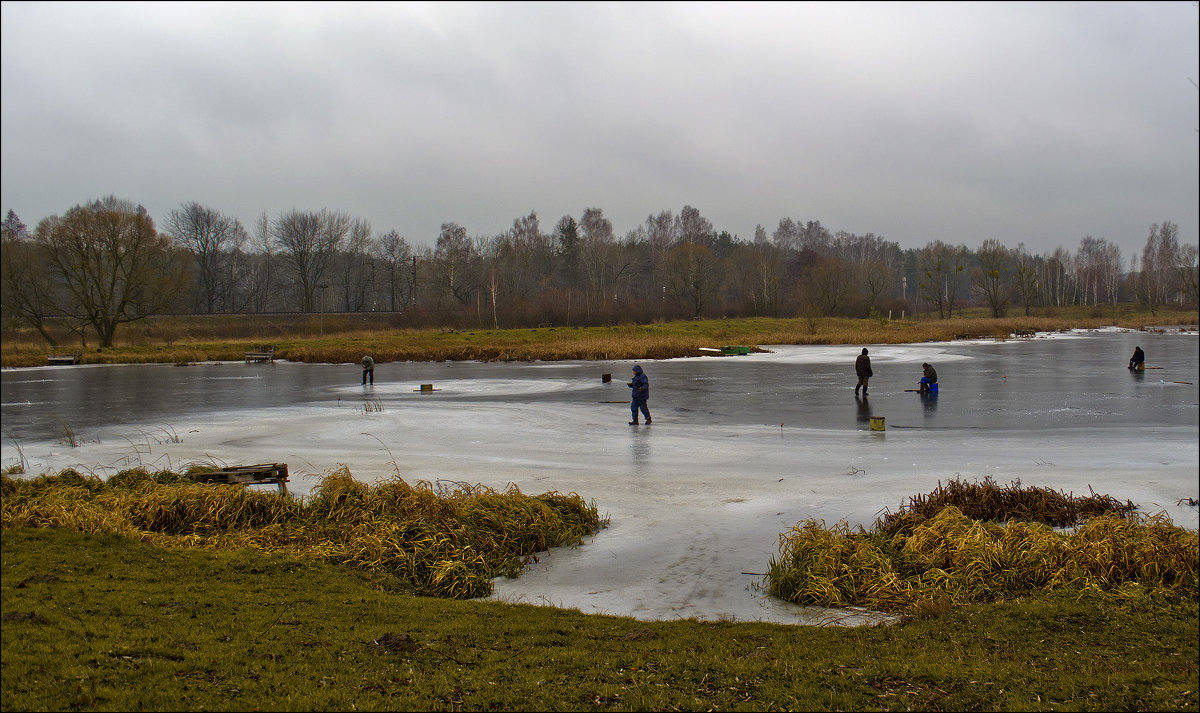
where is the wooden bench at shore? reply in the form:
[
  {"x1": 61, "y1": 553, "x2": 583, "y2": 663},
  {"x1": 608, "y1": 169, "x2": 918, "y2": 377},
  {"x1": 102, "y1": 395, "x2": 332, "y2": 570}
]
[
  {"x1": 47, "y1": 353, "x2": 82, "y2": 365},
  {"x1": 244, "y1": 346, "x2": 275, "y2": 363},
  {"x1": 188, "y1": 463, "x2": 289, "y2": 494}
]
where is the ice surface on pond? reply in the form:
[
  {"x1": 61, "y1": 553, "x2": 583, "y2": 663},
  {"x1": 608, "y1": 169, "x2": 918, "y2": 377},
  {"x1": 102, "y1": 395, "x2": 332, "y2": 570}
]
[{"x1": 2, "y1": 328, "x2": 1197, "y2": 625}]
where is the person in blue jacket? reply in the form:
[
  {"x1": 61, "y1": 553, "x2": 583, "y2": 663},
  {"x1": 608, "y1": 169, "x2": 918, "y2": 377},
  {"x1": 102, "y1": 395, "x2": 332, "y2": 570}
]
[{"x1": 628, "y1": 364, "x2": 651, "y2": 425}]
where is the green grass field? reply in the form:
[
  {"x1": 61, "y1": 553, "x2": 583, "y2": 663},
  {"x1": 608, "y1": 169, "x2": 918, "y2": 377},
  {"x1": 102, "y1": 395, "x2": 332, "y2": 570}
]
[
  {"x1": 3, "y1": 527, "x2": 1196, "y2": 712},
  {"x1": 3, "y1": 471, "x2": 1198, "y2": 711}
]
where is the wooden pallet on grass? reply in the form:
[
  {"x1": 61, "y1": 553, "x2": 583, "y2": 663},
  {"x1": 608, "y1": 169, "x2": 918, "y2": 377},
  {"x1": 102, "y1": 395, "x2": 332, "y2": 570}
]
[{"x1": 188, "y1": 463, "x2": 289, "y2": 494}]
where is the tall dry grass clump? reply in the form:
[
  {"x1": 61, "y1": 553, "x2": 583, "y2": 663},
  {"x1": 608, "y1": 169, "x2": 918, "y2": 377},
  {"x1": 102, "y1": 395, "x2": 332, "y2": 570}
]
[
  {"x1": 768, "y1": 479, "x2": 1197, "y2": 612},
  {"x1": 875, "y1": 476, "x2": 1136, "y2": 536},
  {"x1": 1, "y1": 466, "x2": 604, "y2": 599}
]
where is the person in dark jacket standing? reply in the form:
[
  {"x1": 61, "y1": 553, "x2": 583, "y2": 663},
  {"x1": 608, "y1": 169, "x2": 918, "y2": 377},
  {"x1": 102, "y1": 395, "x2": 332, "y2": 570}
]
[
  {"x1": 1129, "y1": 346, "x2": 1145, "y2": 370},
  {"x1": 854, "y1": 348, "x2": 873, "y2": 396},
  {"x1": 628, "y1": 364, "x2": 651, "y2": 425}
]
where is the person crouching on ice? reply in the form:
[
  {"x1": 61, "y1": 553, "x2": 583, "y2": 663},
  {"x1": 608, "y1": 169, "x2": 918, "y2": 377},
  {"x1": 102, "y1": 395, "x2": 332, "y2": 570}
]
[
  {"x1": 628, "y1": 364, "x2": 651, "y2": 425},
  {"x1": 919, "y1": 362, "x2": 937, "y2": 393},
  {"x1": 1129, "y1": 346, "x2": 1145, "y2": 371}
]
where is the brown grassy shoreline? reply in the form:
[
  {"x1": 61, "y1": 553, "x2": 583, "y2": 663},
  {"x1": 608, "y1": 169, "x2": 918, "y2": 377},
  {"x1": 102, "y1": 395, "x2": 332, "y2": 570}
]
[{"x1": 2, "y1": 308, "x2": 1195, "y2": 368}]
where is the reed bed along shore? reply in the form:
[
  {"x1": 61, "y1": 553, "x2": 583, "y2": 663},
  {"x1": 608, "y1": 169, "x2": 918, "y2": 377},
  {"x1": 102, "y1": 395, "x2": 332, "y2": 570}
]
[
  {"x1": 2, "y1": 309, "x2": 1195, "y2": 367},
  {"x1": 767, "y1": 478, "x2": 1198, "y2": 613},
  {"x1": 1, "y1": 467, "x2": 605, "y2": 598}
]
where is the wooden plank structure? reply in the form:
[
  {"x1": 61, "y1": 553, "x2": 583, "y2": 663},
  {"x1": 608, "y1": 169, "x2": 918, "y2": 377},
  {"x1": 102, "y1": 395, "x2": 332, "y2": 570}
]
[
  {"x1": 47, "y1": 353, "x2": 82, "y2": 365},
  {"x1": 244, "y1": 346, "x2": 275, "y2": 363},
  {"x1": 188, "y1": 463, "x2": 289, "y2": 494}
]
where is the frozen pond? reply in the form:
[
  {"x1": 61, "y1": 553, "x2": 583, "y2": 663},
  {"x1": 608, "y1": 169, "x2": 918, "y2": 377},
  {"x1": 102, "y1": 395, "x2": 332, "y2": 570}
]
[{"x1": 3, "y1": 328, "x2": 1197, "y2": 625}]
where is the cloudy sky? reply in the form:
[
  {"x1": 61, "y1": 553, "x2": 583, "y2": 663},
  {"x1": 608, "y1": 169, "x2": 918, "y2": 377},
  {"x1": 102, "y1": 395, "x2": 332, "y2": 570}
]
[{"x1": 2, "y1": 1, "x2": 1197, "y2": 257}]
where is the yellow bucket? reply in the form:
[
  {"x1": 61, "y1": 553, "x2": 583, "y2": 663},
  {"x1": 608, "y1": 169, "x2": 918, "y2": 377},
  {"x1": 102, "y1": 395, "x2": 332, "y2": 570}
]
[{"x1": 869, "y1": 416, "x2": 886, "y2": 431}]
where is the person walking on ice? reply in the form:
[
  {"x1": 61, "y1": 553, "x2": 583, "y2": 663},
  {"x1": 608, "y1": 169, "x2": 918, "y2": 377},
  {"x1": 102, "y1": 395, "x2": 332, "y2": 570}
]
[
  {"x1": 854, "y1": 348, "x2": 873, "y2": 396},
  {"x1": 628, "y1": 364, "x2": 651, "y2": 425},
  {"x1": 361, "y1": 355, "x2": 375, "y2": 385}
]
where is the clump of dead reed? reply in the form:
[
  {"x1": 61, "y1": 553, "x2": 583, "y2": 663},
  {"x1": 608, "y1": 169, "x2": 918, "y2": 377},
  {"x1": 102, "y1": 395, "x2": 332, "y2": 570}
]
[
  {"x1": 875, "y1": 476, "x2": 1136, "y2": 537},
  {"x1": 1, "y1": 466, "x2": 604, "y2": 599},
  {"x1": 768, "y1": 479, "x2": 1197, "y2": 612}
]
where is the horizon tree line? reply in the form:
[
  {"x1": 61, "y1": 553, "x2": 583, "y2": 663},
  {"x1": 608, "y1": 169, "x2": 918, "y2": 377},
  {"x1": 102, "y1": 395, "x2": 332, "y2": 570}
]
[{"x1": 2, "y1": 198, "x2": 1197, "y2": 348}]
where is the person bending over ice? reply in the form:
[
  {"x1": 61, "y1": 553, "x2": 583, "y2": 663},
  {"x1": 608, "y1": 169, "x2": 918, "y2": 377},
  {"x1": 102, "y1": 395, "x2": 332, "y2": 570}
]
[
  {"x1": 919, "y1": 362, "x2": 938, "y2": 394},
  {"x1": 361, "y1": 355, "x2": 375, "y2": 385},
  {"x1": 1128, "y1": 346, "x2": 1145, "y2": 371}
]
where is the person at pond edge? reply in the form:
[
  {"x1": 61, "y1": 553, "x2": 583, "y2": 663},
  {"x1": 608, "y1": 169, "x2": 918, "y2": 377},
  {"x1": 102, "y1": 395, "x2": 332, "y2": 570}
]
[
  {"x1": 628, "y1": 364, "x2": 651, "y2": 425},
  {"x1": 854, "y1": 348, "x2": 872, "y2": 396},
  {"x1": 1128, "y1": 346, "x2": 1145, "y2": 371},
  {"x1": 361, "y1": 355, "x2": 375, "y2": 385},
  {"x1": 919, "y1": 362, "x2": 938, "y2": 394}
]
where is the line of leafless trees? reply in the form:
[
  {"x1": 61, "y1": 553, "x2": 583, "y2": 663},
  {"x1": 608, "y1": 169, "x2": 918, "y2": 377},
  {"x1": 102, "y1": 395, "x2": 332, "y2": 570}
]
[{"x1": 2, "y1": 198, "x2": 1197, "y2": 346}]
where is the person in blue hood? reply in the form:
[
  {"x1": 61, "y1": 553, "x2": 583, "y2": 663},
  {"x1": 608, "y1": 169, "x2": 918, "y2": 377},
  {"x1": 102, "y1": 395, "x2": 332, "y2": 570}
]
[{"x1": 627, "y1": 364, "x2": 651, "y2": 425}]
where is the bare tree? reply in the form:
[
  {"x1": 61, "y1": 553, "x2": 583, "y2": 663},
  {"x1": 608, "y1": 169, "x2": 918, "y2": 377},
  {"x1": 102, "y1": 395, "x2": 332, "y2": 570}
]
[
  {"x1": 860, "y1": 258, "x2": 895, "y2": 314},
  {"x1": 1075, "y1": 236, "x2": 1121, "y2": 305},
  {"x1": 246, "y1": 212, "x2": 279, "y2": 312},
  {"x1": 1045, "y1": 247, "x2": 1071, "y2": 307},
  {"x1": 1098, "y1": 240, "x2": 1122, "y2": 305},
  {"x1": 771, "y1": 217, "x2": 801, "y2": 253},
  {"x1": 835, "y1": 232, "x2": 899, "y2": 315},
  {"x1": 434, "y1": 222, "x2": 478, "y2": 307},
  {"x1": 1, "y1": 211, "x2": 63, "y2": 345},
  {"x1": 1137, "y1": 222, "x2": 1180, "y2": 315},
  {"x1": 665, "y1": 241, "x2": 723, "y2": 318},
  {"x1": 800, "y1": 220, "x2": 833, "y2": 254},
  {"x1": 1176, "y1": 242, "x2": 1199, "y2": 307},
  {"x1": 163, "y1": 201, "x2": 246, "y2": 313},
  {"x1": 376, "y1": 229, "x2": 414, "y2": 311},
  {"x1": 1012, "y1": 244, "x2": 1041, "y2": 316},
  {"x1": 805, "y1": 256, "x2": 851, "y2": 316},
  {"x1": 970, "y1": 238, "x2": 1014, "y2": 317},
  {"x1": 644, "y1": 210, "x2": 677, "y2": 296},
  {"x1": 1, "y1": 209, "x2": 28, "y2": 241},
  {"x1": 34, "y1": 196, "x2": 188, "y2": 346},
  {"x1": 675, "y1": 205, "x2": 713, "y2": 246},
  {"x1": 335, "y1": 218, "x2": 374, "y2": 311},
  {"x1": 274, "y1": 208, "x2": 349, "y2": 312},
  {"x1": 917, "y1": 241, "x2": 968, "y2": 318},
  {"x1": 579, "y1": 207, "x2": 625, "y2": 319},
  {"x1": 746, "y1": 228, "x2": 785, "y2": 316},
  {"x1": 496, "y1": 210, "x2": 549, "y2": 307}
]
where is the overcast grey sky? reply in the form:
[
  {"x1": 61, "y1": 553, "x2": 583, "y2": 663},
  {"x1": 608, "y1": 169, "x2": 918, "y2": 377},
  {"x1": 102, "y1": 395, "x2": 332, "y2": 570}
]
[{"x1": 2, "y1": 1, "x2": 1197, "y2": 257}]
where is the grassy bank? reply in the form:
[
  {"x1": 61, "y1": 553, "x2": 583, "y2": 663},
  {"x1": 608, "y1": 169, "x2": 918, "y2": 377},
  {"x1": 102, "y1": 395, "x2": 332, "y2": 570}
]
[
  {"x1": 3, "y1": 526, "x2": 1196, "y2": 711},
  {"x1": 2, "y1": 307, "x2": 1196, "y2": 367},
  {"x1": 3, "y1": 471, "x2": 1198, "y2": 710},
  {"x1": 1, "y1": 468, "x2": 604, "y2": 599}
]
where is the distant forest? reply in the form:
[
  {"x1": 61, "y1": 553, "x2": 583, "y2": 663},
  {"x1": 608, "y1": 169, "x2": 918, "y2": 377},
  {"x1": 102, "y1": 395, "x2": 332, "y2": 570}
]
[{"x1": 2, "y1": 198, "x2": 1197, "y2": 346}]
